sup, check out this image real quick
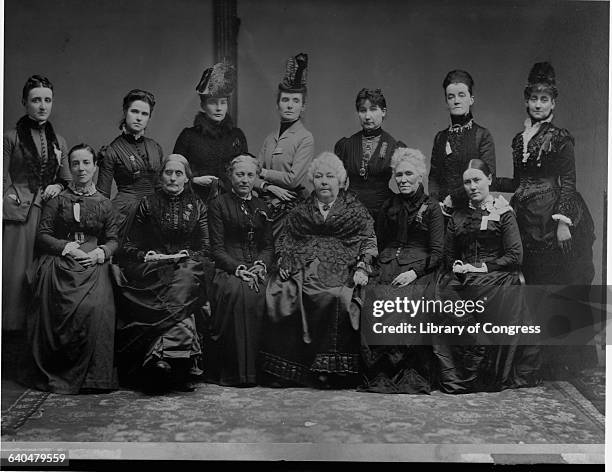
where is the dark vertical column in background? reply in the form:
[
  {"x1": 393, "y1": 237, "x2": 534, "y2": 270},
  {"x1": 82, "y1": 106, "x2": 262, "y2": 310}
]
[{"x1": 214, "y1": 0, "x2": 240, "y2": 123}]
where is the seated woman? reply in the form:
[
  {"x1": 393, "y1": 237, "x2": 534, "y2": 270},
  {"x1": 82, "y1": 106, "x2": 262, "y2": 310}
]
[
  {"x1": 360, "y1": 148, "x2": 444, "y2": 394},
  {"x1": 260, "y1": 152, "x2": 378, "y2": 389},
  {"x1": 206, "y1": 154, "x2": 274, "y2": 387},
  {"x1": 24, "y1": 144, "x2": 118, "y2": 394},
  {"x1": 114, "y1": 154, "x2": 212, "y2": 392},
  {"x1": 334, "y1": 88, "x2": 405, "y2": 222},
  {"x1": 433, "y1": 159, "x2": 540, "y2": 393}
]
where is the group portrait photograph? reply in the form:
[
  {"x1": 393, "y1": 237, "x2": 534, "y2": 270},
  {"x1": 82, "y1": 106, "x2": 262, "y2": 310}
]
[{"x1": 0, "y1": 0, "x2": 609, "y2": 468}]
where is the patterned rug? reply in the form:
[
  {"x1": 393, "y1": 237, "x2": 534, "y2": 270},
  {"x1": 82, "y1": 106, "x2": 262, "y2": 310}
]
[{"x1": 1, "y1": 381, "x2": 604, "y2": 444}]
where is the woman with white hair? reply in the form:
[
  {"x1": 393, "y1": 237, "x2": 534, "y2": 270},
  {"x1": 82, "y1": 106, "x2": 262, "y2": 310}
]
[
  {"x1": 114, "y1": 154, "x2": 213, "y2": 393},
  {"x1": 360, "y1": 148, "x2": 444, "y2": 394},
  {"x1": 206, "y1": 154, "x2": 274, "y2": 387},
  {"x1": 260, "y1": 152, "x2": 377, "y2": 389}
]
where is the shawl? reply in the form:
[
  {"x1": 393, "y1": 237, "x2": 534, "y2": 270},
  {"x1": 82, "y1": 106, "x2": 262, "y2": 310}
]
[
  {"x1": 379, "y1": 184, "x2": 428, "y2": 244},
  {"x1": 278, "y1": 190, "x2": 374, "y2": 286},
  {"x1": 15, "y1": 115, "x2": 61, "y2": 192}
]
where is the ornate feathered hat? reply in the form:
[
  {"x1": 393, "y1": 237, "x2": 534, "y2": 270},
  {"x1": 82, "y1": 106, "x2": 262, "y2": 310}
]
[
  {"x1": 196, "y1": 61, "x2": 236, "y2": 97},
  {"x1": 524, "y1": 62, "x2": 558, "y2": 99},
  {"x1": 278, "y1": 53, "x2": 308, "y2": 94}
]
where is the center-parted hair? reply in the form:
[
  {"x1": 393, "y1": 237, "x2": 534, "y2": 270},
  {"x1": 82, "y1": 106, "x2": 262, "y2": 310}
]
[
  {"x1": 355, "y1": 88, "x2": 386, "y2": 111},
  {"x1": 68, "y1": 143, "x2": 98, "y2": 165},
  {"x1": 464, "y1": 158, "x2": 492, "y2": 177},
  {"x1": 120, "y1": 89, "x2": 156, "y2": 130},
  {"x1": 160, "y1": 154, "x2": 193, "y2": 180},
  {"x1": 226, "y1": 153, "x2": 262, "y2": 176}
]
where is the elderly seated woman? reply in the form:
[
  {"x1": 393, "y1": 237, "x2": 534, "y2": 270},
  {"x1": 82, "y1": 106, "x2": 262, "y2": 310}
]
[
  {"x1": 113, "y1": 154, "x2": 213, "y2": 393},
  {"x1": 260, "y1": 152, "x2": 378, "y2": 389},
  {"x1": 360, "y1": 148, "x2": 444, "y2": 394}
]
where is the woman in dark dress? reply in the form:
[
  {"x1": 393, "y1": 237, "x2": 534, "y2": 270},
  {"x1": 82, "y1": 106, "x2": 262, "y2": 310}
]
[
  {"x1": 173, "y1": 62, "x2": 248, "y2": 202},
  {"x1": 3, "y1": 75, "x2": 71, "y2": 332},
  {"x1": 114, "y1": 154, "x2": 212, "y2": 392},
  {"x1": 206, "y1": 154, "x2": 274, "y2": 386},
  {"x1": 496, "y1": 62, "x2": 596, "y2": 376},
  {"x1": 433, "y1": 159, "x2": 540, "y2": 393},
  {"x1": 24, "y1": 144, "x2": 118, "y2": 394},
  {"x1": 429, "y1": 70, "x2": 496, "y2": 213},
  {"x1": 97, "y1": 89, "x2": 164, "y2": 244},
  {"x1": 260, "y1": 152, "x2": 378, "y2": 389},
  {"x1": 360, "y1": 148, "x2": 444, "y2": 394},
  {"x1": 334, "y1": 88, "x2": 405, "y2": 222}
]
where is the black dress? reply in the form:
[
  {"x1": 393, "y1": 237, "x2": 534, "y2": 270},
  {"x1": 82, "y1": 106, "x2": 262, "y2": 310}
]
[
  {"x1": 429, "y1": 114, "x2": 496, "y2": 207},
  {"x1": 97, "y1": 133, "x2": 164, "y2": 243},
  {"x1": 433, "y1": 196, "x2": 540, "y2": 393},
  {"x1": 206, "y1": 191, "x2": 274, "y2": 386},
  {"x1": 173, "y1": 113, "x2": 248, "y2": 201},
  {"x1": 360, "y1": 185, "x2": 444, "y2": 393},
  {"x1": 24, "y1": 186, "x2": 119, "y2": 394},
  {"x1": 260, "y1": 191, "x2": 378, "y2": 388},
  {"x1": 334, "y1": 129, "x2": 405, "y2": 222},
  {"x1": 113, "y1": 188, "x2": 213, "y2": 384}
]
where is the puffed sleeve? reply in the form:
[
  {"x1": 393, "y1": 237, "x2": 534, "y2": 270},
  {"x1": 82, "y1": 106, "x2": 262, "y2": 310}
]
[
  {"x1": 413, "y1": 201, "x2": 445, "y2": 277},
  {"x1": 552, "y1": 132, "x2": 580, "y2": 225},
  {"x1": 486, "y1": 211, "x2": 523, "y2": 271},
  {"x1": 173, "y1": 128, "x2": 190, "y2": 157},
  {"x1": 236, "y1": 128, "x2": 248, "y2": 155},
  {"x1": 98, "y1": 200, "x2": 119, "y2": 259},
  {"x1": 478, "y1": 127, "x2": 496, "y2": 180},
  {"x1": 262, "y1": 132, "x2": 314, "y2": 191},
  {"x1": 122, "y1": 197, "x2": 150, "y2": 263},
  {"x1": 208, "y1": 197, "x2": 242, "y2": 273},
  {"x1": 36, "y1": 196, "x2": 70, "y2": 255},
  {"x1": 96, "y1": 146, "x2": 115, "y2": 199},
  {"x1": 190, "y1": 199, "x2": 210, "y2": 260},
  {"x1": 55, "y1": 135, "x2": 71, "y2": 187},
  {"x1": 334, "y1": 137, "x2": 347, "y2": 165},
  {"x1": 428, "y1": 132, "x2": 444, "y2": 202}
]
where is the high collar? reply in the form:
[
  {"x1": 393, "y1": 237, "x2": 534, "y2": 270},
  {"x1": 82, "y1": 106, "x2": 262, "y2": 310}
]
[
  {"x1": 525, "y1": 113, "x2": 554, "y2": 130},
  {"x1": 69, "y1": 181, "x2": 97, "y2": 196},
  {"x1": 193, "y1": 112, "x2": 234, "y2": 137},
  {"x1": 279, "y1": 119, "x2": 299, "y2": 137},
  {"x1": 469, "y1": 194, "x2": 494, "y2": 210},
  {"x1": 398, "y1": 183, "x2": 425, "y2": 203},
  {"x1": 362, "y1": 127, "x2": 383, "y2": 138},
  {"x1": 122, "y1": 131, "x2": 145, "y2": 143},
  {"x1": 449, "y1": 112, "x2": 473, "y2": 130}
]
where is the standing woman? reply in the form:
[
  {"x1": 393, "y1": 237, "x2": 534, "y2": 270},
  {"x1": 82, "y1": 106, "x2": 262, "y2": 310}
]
[
  {"x1": 429, "y1": 70, "x2": 496, "y2": 212},
  {"x1": 206, "y1": 154, "x2": 274, "y2": 386},
  {"x1": 24, "y1": 144, "x2": 118, "y2": 393},
  {"x1": 97, "y1": 89, "x2": 164, "y2": 244},
  {"x1": 255, "y1": 53, "x2": 314, "y2": 237},
  {"x1": 496, "y1": 63, "x2": 596, "y2": 376},
  {"x1": 173, "y1": 62, "x2": 248, "y2": 201},
  {"x1": 334, "y1": 88, "x2": 405, "y2": 222},
  {"x1": 3, "y1": 75, "x2": 70, "y2": 332}
]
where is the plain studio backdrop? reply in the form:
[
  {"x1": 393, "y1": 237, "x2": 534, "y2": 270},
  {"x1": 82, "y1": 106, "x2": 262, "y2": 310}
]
[{"x1": 3, "y1": 0, "x2": 608, "y2": 284}]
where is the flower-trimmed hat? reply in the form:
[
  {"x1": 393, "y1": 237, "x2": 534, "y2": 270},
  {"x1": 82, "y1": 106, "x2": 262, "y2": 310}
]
[
  {"x1": 278, "y1": 53, "x2": 308, "y2": 94},
  {"x1": 196, "y1": 61, "x2": 236, "y2": 97}
]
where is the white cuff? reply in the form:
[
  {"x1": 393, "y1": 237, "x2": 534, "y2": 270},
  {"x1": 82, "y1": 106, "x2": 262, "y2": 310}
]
[
  {"x1": 234, "y1": 264, "x2": 247, "y2": 276},
  {"x1": 62, "y1": 241, "x2": 80, "y2": 256},
  {"x1": 552, "y1": 214, "x2": 573, "y2": 226},
  {"x1": 93, "y1": 247, "x2": 106, "y2": 263}
]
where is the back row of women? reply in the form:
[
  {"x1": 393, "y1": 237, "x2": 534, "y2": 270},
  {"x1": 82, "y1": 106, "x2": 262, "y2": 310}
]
[{"x1": 4, "y1": 53, "x2": 596, "y2": 395}]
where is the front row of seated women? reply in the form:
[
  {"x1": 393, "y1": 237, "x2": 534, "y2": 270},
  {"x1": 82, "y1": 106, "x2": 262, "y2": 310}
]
[{"x1": 22, "y1": 143, "x2": 541, "y2": 395}]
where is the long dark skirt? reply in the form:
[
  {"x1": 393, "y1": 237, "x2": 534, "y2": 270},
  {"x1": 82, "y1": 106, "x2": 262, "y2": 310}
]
[
  {"x1": 3, "y1": 203, "x2": 41, "y2": 331},
  {"x1": 113, "y1": 258, "x2": 210, "y2": 381},
  {"x1": 206, "y1": 269, "x2": 267, "y2": 386},
  {"x1": 432, "y1": 270, "x2": 541, "y2": 394},
  {"x1": 359, "y1": 260, "x2": 436, "y2": 394},
  {"x1": 261, "y1": 258, "x2": 360, "y2": 388},
  {"x1": 23, "y1": 255, "x2": 118, "y2": 394}
]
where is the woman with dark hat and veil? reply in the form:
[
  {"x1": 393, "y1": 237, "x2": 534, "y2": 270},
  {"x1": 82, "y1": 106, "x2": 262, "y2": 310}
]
[
  {"x1": 496, "y1": 62, "x2": 596, "y2": 377},
  {"x1": 334, "y1": 88, "x2": 406, "y2": 222},
  {"x1": 254, "y1": 53, "x2": 314, "y2": 238},
  {"x1": 428, "y1": 70, "x2": 496, "y2": 214},
  {"x1": 174, "y1": 62, "x2": 248, "y2": 202}
]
